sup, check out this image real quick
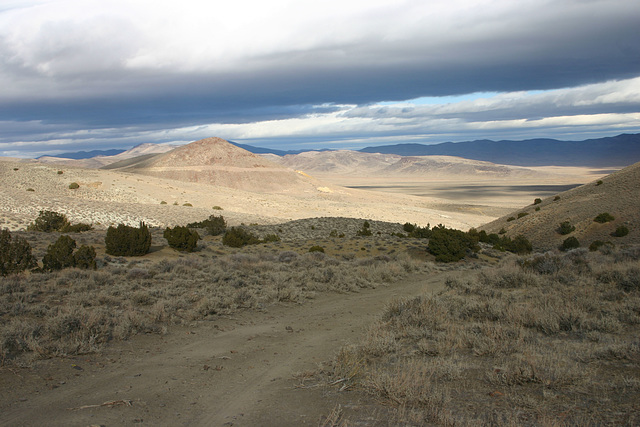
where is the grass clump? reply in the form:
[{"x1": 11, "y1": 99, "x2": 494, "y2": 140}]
[
  {"x1": 594, "y1": 212, "x2": 615, "y2": 223},
  {"x1": 309, "y1": 245, "x2": 325, "y2": 253},
  {"x1": 164, "y1": 226, "x2": 200, "y2": 252},
  {"x1": 68, "y1": 182, "x2": 79, "y2": 189},
  {"x1": 356, "y1": 221, "x2": 372, "y2": 236},
  {"x1": 105, "y1": 222, "x2": 152, "y2": 256}
]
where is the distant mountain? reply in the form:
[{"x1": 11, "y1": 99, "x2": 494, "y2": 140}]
[
  {"x1": 107, "y1": 137, "x2": 329, "y2": 194},
  {"x1": 359, "y1": 134, "x2": 640, "y2": 167},
  {"x1": 37, "y1": 148, "x2": 125, "y2": 160},
  {"x1": 228, "y1": 141, "x2": 333, "y2": 156}
]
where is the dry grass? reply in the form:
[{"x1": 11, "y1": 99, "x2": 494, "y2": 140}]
[
  {"x1": 0, "y1": 226, "x2": 430, "y2": 366},
  {"x1": 323, "y1": 246, "x2": 640, "y2": 425}
]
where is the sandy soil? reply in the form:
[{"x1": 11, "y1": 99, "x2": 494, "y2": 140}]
[{"x1": 0, "y1": 269, "x2": 457, "y2": 426}]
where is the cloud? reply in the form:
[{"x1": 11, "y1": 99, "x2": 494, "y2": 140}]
[{"x1": 0, "y1": 0, "x2": 639, "y2": 156}]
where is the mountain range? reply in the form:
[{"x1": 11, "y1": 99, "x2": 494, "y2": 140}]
[
  {"x1": 358, "y1": 133, "x2": 640, "y2": 167},
  {"x1": 37, "y1": 133, "x2": 640, "y2": 168}
]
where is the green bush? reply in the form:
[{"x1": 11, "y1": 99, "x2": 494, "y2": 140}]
[
  {"x1": 533, "y1": 198, "x2": 542, "y2": 205},
  {"x1": 612, "y1": 225, "x2": 629, "y2": 237},
  {"x1": 409, "y1": 224, "x2": 431, "y2": 239},
  {"x1": 212, "y1": 206, "x2": 223, "y2": 210},
  {"x1": 596, "y1": 180, "x2": 603, "y2": 186},
  {"x1": 506, "y1": 217, "x2": 515, "y2": 222},
  {"x1": 557, "y1": 221, "x2": 575, "y2": 235},
  {"x1": 164, "y1": 226, "x2": 200, "y2": 252},
  {"x1": 262, "y1": 234, "x2": 281, "y2": 243},
  {"x1": 187, "y1": 215, "x2": 227, "y2": 236},
  {"x1": 594, "y1": 213, "x2": 615, "y2": 223},
  {"x1": 27, "y1": 210, "x2": 70, "y2": 232},
  {"x1": 403, "y1": 223, "x2": 416, "y2": 233},
  {"x1": 74, "y1": 245, "x2": 97, "y2": 269},
  {"x1": 57, "y1": 170, "x2": 64, "y2": 175},
  {"x1": 503, "y1": 235, "x2": 533, "y2": 255},
  {"x1": 554, "y1": 195, "x2": 561, "y2": 201},
  {"x1": 222, "y1": 227, "x2": 260, "y2": 248},
  {"x1": 63, "y1": 223, "x2": 93, "y2": 233},
  {"x1": 517, "y1": 212, "x2": 529, "y2": 219},
  {"x1": 68, "y1": 182, "x2": 79, "y2": 189},
  {"x1": 309, "y1": 245, "x2": 325, "y2": 253},
  {"x1": 42, "y1": 235, "x2": 77, "y2": 271},
  {"x1": 105, "y1": 222, "x2": 152, "y2": 256},
  {"x1": 427, "y1": 225, "x2": 478, "y2": 262},
  {"x1": 560, "y1": 236, "x2": 580, "y2": 251},
  {"x1": 0, "y1": 229, "x2": 37, "y2": 276},
  {"x1": 356, "y1": 221, "x2": 372, "y2": 236}
]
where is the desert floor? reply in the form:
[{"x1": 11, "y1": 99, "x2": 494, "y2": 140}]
[
  {"x1": 0, "y1": 267, "x2": 464, "y2": 426},
  {"x1": 0, "y1": 161, "x2": 620, "y2": 426}
]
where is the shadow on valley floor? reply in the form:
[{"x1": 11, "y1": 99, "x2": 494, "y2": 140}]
[{"x1": 348, "y1": 183, "x2": 582, "y2": 201}]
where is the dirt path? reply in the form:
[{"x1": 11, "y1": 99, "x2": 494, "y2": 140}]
[{"x1": 0, "y1": 270, "x2": 455, "y2": 426}]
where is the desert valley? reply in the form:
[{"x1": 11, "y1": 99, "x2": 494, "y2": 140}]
[{"x1": 1, "y1": 136, "x2": 639, "y2": 426}]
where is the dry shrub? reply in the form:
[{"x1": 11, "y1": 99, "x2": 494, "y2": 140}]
[{"x1": 325, "y1": 246, "x2": 640, "y2": 425}]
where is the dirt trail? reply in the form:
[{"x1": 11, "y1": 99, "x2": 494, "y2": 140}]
[{"x1": 0, "y1": 270, "x2": 456, "y2": 426}]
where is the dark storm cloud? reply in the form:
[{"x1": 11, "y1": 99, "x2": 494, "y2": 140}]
[{"x1": 0, "y1": 0, "x2": 639, "y2": 156}]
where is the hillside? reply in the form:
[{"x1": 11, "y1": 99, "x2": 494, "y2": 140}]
[
  {"x1": 109, "y1": 137, "x2": 332, "y2": 194},
  {"x1": 37, "y1": 143, "x2": 176, "y2": 169},
  {"x1": 272, "y1": 150, "x2": 548, "y2": 179},
  {"x1": 359, "y1": 133, "x2": 640, "y2": 167},
  {"x1": 482, "y1": 161, "x2": 640, "y2": 250}
]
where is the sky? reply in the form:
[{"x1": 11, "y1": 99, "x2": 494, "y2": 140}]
[{"x1": 1, "y1": 0, "x2": 639, "y2": 158}]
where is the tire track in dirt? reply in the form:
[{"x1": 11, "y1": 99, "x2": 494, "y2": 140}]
[{"x1": 1, "y1": 270, "x2": 459, "y2": 426}]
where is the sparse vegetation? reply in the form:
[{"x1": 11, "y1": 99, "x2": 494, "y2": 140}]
[
  {"x1": 594, "y1": 212, "x2": 615, "y2": 223},
  {"x1": 325, "y1": 247, "x2": 640, "y2": 425},
  {"x1": 356, "y1": 221, "x2": 372, "y2": 236},
  {"x1": 517, "y1": 212, "x2": 529, "y2": 218},
  {"x1": 105, "y1": 222, "x2": 152, "y2": 256},
  {"x1": 309, "y1": 245, "x2": 325, "y2": 253},
  {"x1": 506, "y1": 216, "x2": 515, "y2": 222},
  {"x1": 164, "y1": 225, "x2": 200, "y2": 252},
  {"x1": 212, "y1": 206, "x2": 223, "y2": 210}
]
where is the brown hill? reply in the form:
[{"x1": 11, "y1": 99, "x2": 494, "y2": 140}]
[
  {"x1": 37, "y1": 143, "x2": 177, "y2": 169},
  {"x1": 111, "y1": 137, "x2": 327, "y2": 194},
  {"x1": 481, "y1": 162, "x2": 640, "y2": 251},
  {"x1": 272, "y1": 151, "x2": 548, "y2": 179}
]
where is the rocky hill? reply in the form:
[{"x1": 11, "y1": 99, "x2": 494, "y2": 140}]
[{"x1": 482, "y1": 161, "x2": 640, "y2": 251}]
